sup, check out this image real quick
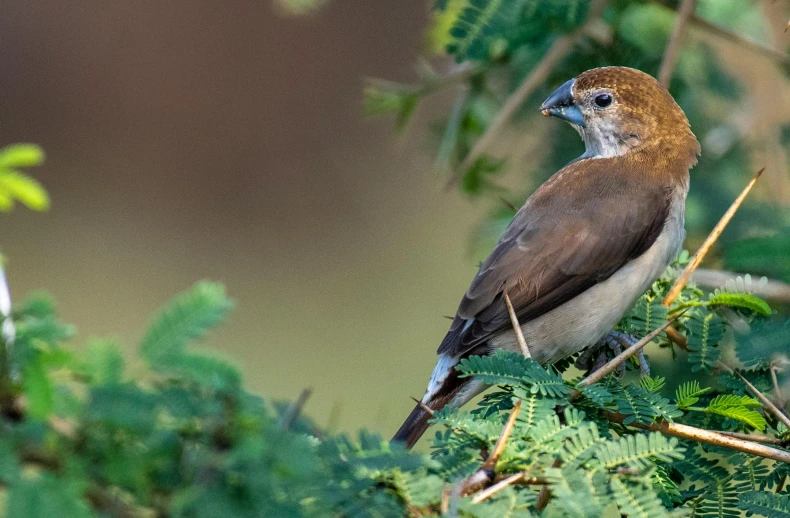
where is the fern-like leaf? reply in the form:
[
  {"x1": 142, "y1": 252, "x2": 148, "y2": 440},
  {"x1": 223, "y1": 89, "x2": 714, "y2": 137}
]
[
  {"x1": 686, "y1": 309, "x2": 724, "y2": 372},
  {"x1": 704, "y1": 394, "x2": 766, "y2": 430},
  {"x1": 544, "y1": 467, "x2": 608, "y2": 517},
  {"x1": 610, "y1": 475, "x2": 669, "y2": 518},
  {"x1": 675, "y1": 380, "x2": 712, "y2": 409},
  {"x1": 707, "y1": 292, "x2": 772, "y2": 316},
  {"x1": 739, "y1": 491, "x2": 790, "y2": 517},
  {"x1": 458, "y1": 350, "x2": 570, "y2": 397},
  {"x1": 435, "y1": 0, "x2": 528, "y2": 61},
  {"x1": 594, "y1": 432, "x2": 685, "y2": 472},
  {"x1": 139, "y1": 281, "x2": 234, "y2": 363}
]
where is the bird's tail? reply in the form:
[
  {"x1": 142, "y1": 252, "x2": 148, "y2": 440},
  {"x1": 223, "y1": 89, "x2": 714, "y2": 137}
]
[
  {"x1": 392, "y1": 402, "x2": 434, "y2": 449},
  {"x1": 392, "y1": 353, "x2": 485, "y2": 449}
]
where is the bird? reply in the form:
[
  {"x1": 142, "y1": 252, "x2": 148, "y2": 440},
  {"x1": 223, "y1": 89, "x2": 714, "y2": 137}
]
[{"x1": 392, "y1": 66, "x2": 700, "y2": 449}]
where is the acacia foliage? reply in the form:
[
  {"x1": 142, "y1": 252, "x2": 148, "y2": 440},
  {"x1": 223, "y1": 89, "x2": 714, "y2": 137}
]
[
  {"x1": 365, "y1": 0, "x2": 789, "y2": 279},
  {"x1": 0, "y1": 253, "x2": 789, "y2": 517}
]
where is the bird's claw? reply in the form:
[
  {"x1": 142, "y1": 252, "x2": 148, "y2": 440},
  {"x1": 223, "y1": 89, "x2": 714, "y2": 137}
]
[{"x1": 575, "y1": 331, "x2": 650, "y2": 377}]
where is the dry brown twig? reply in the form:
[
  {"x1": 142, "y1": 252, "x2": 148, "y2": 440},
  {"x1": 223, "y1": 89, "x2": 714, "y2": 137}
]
[
  {"x1": 716, "y1": 430, "x2": 785, "y2": 446},
  {"x1": 658, "y1": 0, "x2": 697, "y2": 86},
  {"x1": 655, "y1": 169, "x2": 790, "y2": 431},
  {"x1": 575, "y1": 311, "x2": 687, "y2": 390},
  {"x1": 662, "y1": 167, "x2": 765, "y2": 306},
  {"x1": 604, "y1": 411, "x2": 790, "y2": 463},
  {"x1": 535, "y1": 459, "x2": 562, "y2": 511},
  {"x1": 278, "y1": 388, "x2": 313, "y2": 429},
  {"x1": 504, "y1": 291, "x2": 530, "y2": 357},
  {"x1": 457, "y1": 168, "x2": 780, "y2": 508},
  {"x1": 771, "y1": 366, "x2": 788, "y2": 410},
  {"x1": 735, "y1": 370, "x2": 790, "y2": 431},
  {"x1": 453, "y1": 401, "x2": 522, "y2": 498}
]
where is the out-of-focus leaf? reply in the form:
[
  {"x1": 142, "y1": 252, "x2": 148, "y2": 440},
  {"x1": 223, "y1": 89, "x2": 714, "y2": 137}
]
[
  {"x1": 0, "y1": 143, "x2": 45, "y2": 168},
  {"x1": 724, "y1": 228, "x2": 790, "y2": 283}
]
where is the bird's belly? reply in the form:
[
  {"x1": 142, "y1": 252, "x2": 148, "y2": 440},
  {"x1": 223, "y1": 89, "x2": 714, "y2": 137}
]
[{"x1": 489, "y1": 202, "x2": 685, "y2": 365}]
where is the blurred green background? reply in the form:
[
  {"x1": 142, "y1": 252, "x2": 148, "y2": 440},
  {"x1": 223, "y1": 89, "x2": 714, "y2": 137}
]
[{"x1": 0, "y1": 0, "x2": 788, "y2": 439}]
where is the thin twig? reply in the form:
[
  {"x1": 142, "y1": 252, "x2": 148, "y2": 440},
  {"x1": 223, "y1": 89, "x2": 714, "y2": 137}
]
[
  {"x1": 735, "y1": 370, "x2": 790, "y2": 431},
  {"x1": 472, "y1": 471, "x2": 527, "y2": 504},
  {"x1": 535, "y1": 459, "x2": 561, "y2": 511},
  {"x1": 448, "y1": 0, "x2": 609, "y2": 187},
  {"x1": 771, "y1": 366, "x2": 788, "y2": 410},
  {"x1": 650, "y1": 0, "x2": 790, "y2": 66},
  {"x1": 663, "y1": 168, "x2": 764, "y2": 306},
  {"x1": 576, "y1": 312, "x2": 686, "y2": 389},
  {"x1": 410, "y1": 396, "x2": 436, "y2": 417},
  {"x1": 604, "y1": 410, "x2": 790, "y2": 463},
  {"x1": 691, "y1": 269, "x2": 790, "y2": 303},
  {"x1": 504, "y1": 291, "x2": 530, "y2": 358},
  {"x1": 716, "y1": 430, "x2": 785, "y2": 446},
  {"x1": 278, "y1": 388, "x2": 313, "y2": 429},
  {"x1": 483, "y1": 400, "x2": 522, "y2": 471},
  {"x1": 456, "y1": 401, "x2": 522, "y2": 497},
  {"x1": 691, "y1": 13, "x2": 790, "y2": 67},
  {"x1": 658, "y1": 0, "x2": 697, "y2": 86},
  {"x1": 498, "y1": 196, "x2": 519, "y2": 213}
]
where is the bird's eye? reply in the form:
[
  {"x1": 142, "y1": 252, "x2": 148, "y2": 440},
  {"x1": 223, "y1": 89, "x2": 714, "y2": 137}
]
[{"x1": 594, "y1": 93, "x2": 613, "y2": 108}]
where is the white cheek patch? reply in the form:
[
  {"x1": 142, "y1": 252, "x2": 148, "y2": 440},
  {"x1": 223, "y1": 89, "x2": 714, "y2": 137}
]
[{"x1": 581, "y1": 120, "x2": 635, "y2": 159}]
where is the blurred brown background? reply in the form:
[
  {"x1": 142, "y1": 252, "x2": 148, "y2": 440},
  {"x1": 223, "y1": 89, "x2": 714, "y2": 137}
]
[{"x1": 0, "y1": 0, "x2": 494, "y2": 435}]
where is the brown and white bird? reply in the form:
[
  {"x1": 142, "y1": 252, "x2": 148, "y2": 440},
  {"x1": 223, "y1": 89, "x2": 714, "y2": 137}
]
[{"x1": 393, "y1": 67, "x2": 700, "y2": 448}]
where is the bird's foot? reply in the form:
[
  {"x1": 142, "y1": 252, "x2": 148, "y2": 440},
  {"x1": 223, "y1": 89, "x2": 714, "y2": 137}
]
[{"x1": 575, "y1": 331, "x2": 650, "y2": 377}]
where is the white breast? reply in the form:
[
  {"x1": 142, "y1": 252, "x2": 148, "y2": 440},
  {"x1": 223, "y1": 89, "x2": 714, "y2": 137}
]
[{"x1": 488, "y1": 184, "x2": 687, "y2": 364}]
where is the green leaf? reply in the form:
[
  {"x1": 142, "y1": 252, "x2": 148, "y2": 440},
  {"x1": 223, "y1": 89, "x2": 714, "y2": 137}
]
[
  {"x1": 362, "y1": 81, "x2": 420, "y2": 130},
  {"x1": 0, "y1": 143, "x2": 45, "y2": 168},
  {"x1": 580, "y1": 383, "x2": 615, "y2": 407},
  {"x1": 139, "y1": 281, "x2": 234, "y2": 363},
  {"x1": 87, "y1": 384, "x2": 157, "y2": 433},
  {"x1": 156, "y1": 351, "x2": 242, "y2": 392},
  {"x1": 724, "y1": 228, "x2": 790, "y2": 283},
  {"x1": 707, "y1": 292, "x2": 771, "y2": 316},
  {"x1": 7, "y1": 473, "x2": 94, "y2": 518},
  {"x1": 703, "y1": 394, "x2": 766, "y2": 430},
  {"x1": 0, "y1": 170, "x2": 50, "y2": 211},
  {"x1": 610, "y1": 475, "x2": 669, "y2": 518},
  {"x1": 639, "y1": 376, "x2": 666, "y2": 393},
  {"x1": 739, "y1": 490, "x2": 790, "y2": 517},
  {"x1": 675, "y1": 380, "x2": 711, "y2": 410},
  {"x1": 544, "y1": 467, "x2": 608, "y2": 517},
  {"x1": 439, "y1": 0, "x2": 526, "y2": 61},
  {"x1": 513, "y1": 389, "x2": 557, "y2": 432},
  {"x1": 80, "y1": 338, "x2": 124, "y2": 385},
  {"x1": 594, "y1": 432, "x2": 685, "y2": 471},
  {"x1": 457, "y1": 350, "x2": 570, "y2": 398},
  {"x1": 628, "y1": 297, "x2": 669, "y2": 337},
  {"x1": 22, "y1": 359, "x2": 54, "y2": 419},
  {"x1": 685, "y1": 309, "x2": 724, "y2": 372}
]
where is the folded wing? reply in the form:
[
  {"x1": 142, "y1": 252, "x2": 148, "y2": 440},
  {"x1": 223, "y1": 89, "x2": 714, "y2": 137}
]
[{"x1": 437, "y1": 158, "x2": 674, "y2": 357}]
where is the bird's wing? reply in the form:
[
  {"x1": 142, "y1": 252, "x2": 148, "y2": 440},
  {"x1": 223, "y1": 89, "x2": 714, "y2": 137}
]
[{"x1": 437, "y1": 158, "x2": 675, "y2": 356}]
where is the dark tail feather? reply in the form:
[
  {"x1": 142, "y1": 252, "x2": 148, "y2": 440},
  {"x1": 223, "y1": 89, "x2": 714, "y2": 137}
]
[
  {"x1": 392, "y1": 403, "x2": 433, "y2": 449},
  {"x1": 392, "y1": 368, "x2": 473, "y2": 449}
]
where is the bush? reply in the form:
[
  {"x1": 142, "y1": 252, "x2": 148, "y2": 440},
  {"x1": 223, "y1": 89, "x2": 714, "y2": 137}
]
[{"x1": 0, "y1": 258, "x2": 788, "y2": 516}]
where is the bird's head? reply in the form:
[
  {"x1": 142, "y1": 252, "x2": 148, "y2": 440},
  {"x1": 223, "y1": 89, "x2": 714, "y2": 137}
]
[{"x1": 540, "y1": 67, "x2": 700, "y2": 164}]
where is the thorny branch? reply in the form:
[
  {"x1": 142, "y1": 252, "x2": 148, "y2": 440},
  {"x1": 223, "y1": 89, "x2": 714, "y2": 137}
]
[{"x1": 662, "y1": 168, "x2": 764, "y2": 306}]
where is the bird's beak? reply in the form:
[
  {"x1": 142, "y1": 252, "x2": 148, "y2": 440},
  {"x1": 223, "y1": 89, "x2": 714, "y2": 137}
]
[{"x1": 540, "y1": 78, "x2": 585, "y2": 128}]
